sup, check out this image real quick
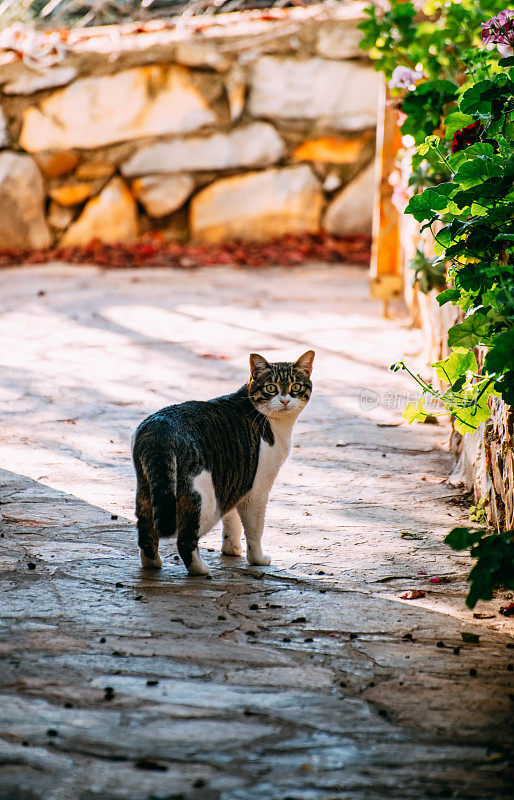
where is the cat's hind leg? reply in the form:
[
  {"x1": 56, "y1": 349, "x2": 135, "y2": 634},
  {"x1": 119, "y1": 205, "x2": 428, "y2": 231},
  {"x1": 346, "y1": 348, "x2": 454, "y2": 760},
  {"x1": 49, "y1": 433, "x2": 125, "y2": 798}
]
[
  {"x1": 177, "y1": 496, "x2": 210, "y2": 576},
  {"x1": 238, "y1": 496, "x2": 271, "y2": 566},
  {"x1": 221, "y1": 508, "x2": 242, "y2": 556},
  {"x1": 136, "y1": 482, "x2": 162, "y2": 569}
]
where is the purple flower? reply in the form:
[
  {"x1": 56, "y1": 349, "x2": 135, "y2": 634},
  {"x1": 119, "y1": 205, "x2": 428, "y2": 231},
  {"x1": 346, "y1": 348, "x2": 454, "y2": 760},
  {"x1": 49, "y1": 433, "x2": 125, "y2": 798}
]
[
  {"x1": 481, "y1": 9, "x2": 514, "y2": 56},
  {"x1": 389, "y1": 66, "x2": 423, "y2": 91}
]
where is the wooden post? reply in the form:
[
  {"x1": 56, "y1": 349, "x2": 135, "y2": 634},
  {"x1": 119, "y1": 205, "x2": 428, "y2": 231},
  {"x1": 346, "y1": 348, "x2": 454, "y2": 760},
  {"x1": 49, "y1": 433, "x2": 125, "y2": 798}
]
[{"x1": 370, "y1": 74, "x2": 403, "y2": 317}]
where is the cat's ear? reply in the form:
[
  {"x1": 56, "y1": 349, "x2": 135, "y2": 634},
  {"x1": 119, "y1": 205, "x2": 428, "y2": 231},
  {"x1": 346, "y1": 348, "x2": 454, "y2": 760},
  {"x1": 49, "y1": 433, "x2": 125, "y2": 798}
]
[
  {"x1": 249, "y1": 353, "x2": 270, "y2": 377},
  {"x1": 294, "y1": 350, "x2": 315, "y2": 376}
]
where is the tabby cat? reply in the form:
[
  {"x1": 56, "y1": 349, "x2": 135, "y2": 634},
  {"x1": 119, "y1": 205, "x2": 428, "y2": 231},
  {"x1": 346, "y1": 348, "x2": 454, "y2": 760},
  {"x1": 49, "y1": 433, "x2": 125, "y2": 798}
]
[{"x1": 132, "y1": 351, "x2": 314, "y2": 575}]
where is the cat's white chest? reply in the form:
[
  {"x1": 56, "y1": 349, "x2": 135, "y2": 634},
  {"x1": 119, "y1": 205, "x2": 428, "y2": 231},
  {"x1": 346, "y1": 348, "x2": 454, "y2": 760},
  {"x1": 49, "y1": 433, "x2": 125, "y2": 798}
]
[{"x1": 250, "y1": 424, "x2": 292, "y2": 498}]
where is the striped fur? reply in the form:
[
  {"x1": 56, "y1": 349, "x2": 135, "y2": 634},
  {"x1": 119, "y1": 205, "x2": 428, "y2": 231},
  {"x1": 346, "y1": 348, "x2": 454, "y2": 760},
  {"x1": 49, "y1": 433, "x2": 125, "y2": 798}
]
[{"x1": 132, "y1": 350, "x2": 314, "y2": 575}]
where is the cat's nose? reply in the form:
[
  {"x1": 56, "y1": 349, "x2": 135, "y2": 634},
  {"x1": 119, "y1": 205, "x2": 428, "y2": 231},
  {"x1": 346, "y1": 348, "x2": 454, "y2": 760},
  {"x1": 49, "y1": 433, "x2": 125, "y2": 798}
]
[{"x1": 280, "y1": 397, "x2": 290, "y2": 407}]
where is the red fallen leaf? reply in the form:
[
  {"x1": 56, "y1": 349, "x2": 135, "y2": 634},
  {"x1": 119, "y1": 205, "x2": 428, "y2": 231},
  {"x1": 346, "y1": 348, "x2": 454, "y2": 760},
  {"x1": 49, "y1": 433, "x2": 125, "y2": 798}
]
[
  {"x1": 499, "y1": 603, "x2": 514, "y2": 617},
  {"x1": 400, "y1": 590, "x2": 426, "y2": 600},
  {"x1": 200, "y1": 354, "x2": 229, "y2": 360},
  {"x1": 417, "y1": 571, "x2": 427, "y2": 575},
  {"x1": 0, "y1": 233, "x2": 371, "y2": 272},
  {"x1": 429, "y1": 577, "x2": 441, "y2": 584}
]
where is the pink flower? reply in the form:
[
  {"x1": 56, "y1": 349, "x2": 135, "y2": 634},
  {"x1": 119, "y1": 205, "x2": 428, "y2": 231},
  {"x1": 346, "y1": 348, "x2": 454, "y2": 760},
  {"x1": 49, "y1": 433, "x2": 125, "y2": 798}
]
[
  {"x1": 389, "y1": 66, "x2": 424, "y2": 91},
  {"x1": 481, "y1": 10, "x2": 514, "y2": 56}
]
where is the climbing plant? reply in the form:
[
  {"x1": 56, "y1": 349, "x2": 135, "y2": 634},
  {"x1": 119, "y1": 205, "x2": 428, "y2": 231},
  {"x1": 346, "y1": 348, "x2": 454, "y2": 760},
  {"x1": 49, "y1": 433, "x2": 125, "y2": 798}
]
[{"x1": 360, "y1": 3, "x2": 514, "y2": 607}]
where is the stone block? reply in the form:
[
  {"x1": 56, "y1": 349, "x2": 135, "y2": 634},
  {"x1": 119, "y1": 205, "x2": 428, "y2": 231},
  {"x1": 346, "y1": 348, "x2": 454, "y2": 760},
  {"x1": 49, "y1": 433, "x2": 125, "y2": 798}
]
[
  {"x1": 48, "y1": 201, "x2": 74, "y2": 230},
  {"x1": 35, "y1": 151, "x2": 80, "y2": 179},
  {"x1": 316, "y1": 21, "x2": 363, "y2": 59},
  {"x1": 293, "y1": 133, "x2": 373, "y2": 164},
  {"x1": 132, "y1": 174, "x2": 194, "y2": 217},
  {"x1": 2, "y1": 66, "x2": 77, "y2": 95},
  {"x1": 190, "y1": 165, "x2": 323, "y2": 242},
  {"x1": 121, "y1": 122, "x2": 285, "y2": 177},
  {"x1": 175, "y1": 42, "x2": 230, "y2": 71},
  {"x1": 0, "y1": 107, "x2": 9, "y2": 147},
  {"x1": 0, "y1": 151, "x2": 51, "y2": 249},
  {"x1": 323, "y1": 161, "x2": 375, "y2": 235},
  {"x1": 249, "y1": 57, "x2": 380, "y2": 131},
  {"x1": 20, "y1": 66, "x2": 216, "y2": 152},
  {"x1": 60, "y1": 177, "x2": 138, "y2": 246},
  {"x1": 49, "y1": 183, "x2": 93, "y2": 206},
  {"x1": 224, "y1": 67, "x2": 247, "y2": 122},
  {"x1": 75, "y1": 163, "x2": 115, "y2": 180}
]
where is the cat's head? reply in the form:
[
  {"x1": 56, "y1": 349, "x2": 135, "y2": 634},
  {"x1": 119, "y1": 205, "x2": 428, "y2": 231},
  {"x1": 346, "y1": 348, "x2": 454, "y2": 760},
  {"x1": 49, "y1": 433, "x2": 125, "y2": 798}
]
[{"x1": 247, "y1": 351, "x2": 314, "y2": 418}]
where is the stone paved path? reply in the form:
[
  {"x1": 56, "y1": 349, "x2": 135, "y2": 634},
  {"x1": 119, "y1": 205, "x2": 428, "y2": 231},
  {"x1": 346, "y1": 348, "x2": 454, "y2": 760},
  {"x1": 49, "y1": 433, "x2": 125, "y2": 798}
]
[{"x1": 1, "y1": 263, "x2": 513, "y2": 800}]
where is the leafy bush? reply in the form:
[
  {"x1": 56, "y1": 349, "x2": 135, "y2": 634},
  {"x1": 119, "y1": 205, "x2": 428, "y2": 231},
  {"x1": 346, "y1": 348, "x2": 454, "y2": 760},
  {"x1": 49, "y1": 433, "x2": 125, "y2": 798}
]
[
  {"x1": 358, "y1": 0, "x2": 506, "y2": 83},
  {"x1": 360, "y1": 3, "x2": 514, "y2": 606},
  {"x1": 400, "y1": 54, "x2": 514, "y2": 428}
]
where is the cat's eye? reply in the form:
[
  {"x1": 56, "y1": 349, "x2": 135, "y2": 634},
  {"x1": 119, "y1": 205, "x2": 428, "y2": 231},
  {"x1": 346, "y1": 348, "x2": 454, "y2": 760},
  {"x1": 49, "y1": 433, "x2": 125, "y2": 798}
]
[
  {"x1": 290, "y1": 382, "x2": 303, "y2": 393},
  {"x1": 264, "y1": 383, "x2": 278, "y2": 394}
]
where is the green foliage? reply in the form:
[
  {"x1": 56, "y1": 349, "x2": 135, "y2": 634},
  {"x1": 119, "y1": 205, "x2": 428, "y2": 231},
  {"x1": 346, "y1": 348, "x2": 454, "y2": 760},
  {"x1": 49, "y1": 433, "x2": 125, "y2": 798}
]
[
  {"x1": 362, "y1": 4, "x2": 514, "y2": 607},
  {"x1": 469, "y1": 498, "x2": 487, "y2": 523},
  {"x1": 401, "y1": 81, "x2": 458, "y2": 145},
  {"x1": 358, "y1": 0, "x2": 505, "y2": 82},
  {"x1": 408, "y1": 246, "x2": 446, "y2": 293},
  {"x1": 401, "y1": 61, "x2": 514, "y2": 426},
  {"x1": 444, "y1": 112, "x2": 476, "y2": 140},
  {"x1": 445, "y1": 527, "x2": 514, "y2": 607}
]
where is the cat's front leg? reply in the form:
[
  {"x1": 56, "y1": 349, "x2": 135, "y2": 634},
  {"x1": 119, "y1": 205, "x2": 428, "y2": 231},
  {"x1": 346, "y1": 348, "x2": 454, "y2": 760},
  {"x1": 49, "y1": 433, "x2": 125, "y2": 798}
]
[
  {"x1": 238, "y1": 496, "x2": 271, "y2": 566},
  {"x1": 221, "y1": 508, "x2": 242, "y2": 556}
]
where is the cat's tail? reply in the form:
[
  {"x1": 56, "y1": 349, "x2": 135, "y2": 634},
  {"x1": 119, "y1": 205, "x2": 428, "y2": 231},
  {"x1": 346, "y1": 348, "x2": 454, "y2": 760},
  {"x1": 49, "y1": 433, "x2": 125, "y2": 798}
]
[
  {"x1": 135, "y1": 443, "x2": 177, "y2": 539},
  {"x1": 148, "y1": 449, "x2": 177, "y2": 539}
]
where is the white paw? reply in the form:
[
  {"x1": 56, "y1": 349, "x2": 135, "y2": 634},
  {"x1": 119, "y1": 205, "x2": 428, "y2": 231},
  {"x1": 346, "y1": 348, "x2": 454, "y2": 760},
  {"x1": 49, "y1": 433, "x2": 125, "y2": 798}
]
[
  {"x1": 221, "y1": 543, "x2": 243, "y2": 557},
  {"x1": 187, "y1": 551, "x2": 211, "y2": 576},
  {"x1": 140, "y1": 552, "x2": 162, "y2": 569},
  {"x1": 247, "y1": 551, "x2": 271, "y2": 566}
]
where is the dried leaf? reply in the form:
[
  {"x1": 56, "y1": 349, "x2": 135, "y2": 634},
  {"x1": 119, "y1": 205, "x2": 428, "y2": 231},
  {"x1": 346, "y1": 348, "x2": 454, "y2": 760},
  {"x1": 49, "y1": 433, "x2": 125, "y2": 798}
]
[{"x1": 399, "y1": 590, "x2": 426, "y2": 600}]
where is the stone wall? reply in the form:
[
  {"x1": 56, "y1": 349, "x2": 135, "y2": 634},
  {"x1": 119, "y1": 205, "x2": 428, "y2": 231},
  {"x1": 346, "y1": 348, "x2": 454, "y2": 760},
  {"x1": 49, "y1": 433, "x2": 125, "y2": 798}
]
[{"x1": 0, "y1": 4, "x2": 379, "y2": 249}]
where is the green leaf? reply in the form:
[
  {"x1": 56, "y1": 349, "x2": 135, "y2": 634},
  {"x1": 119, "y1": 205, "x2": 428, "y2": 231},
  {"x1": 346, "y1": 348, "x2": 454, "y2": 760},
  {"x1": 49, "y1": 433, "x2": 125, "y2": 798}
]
[
  {"x1": 447, "y1": 313, "x2": 490, "y2": 349},
  {"x1": 444, "y1": 111, "x2": 474, "y2": 140},
  {"x1": 444, "y1": 527, "x2": 479, "y2": 551},
  {"x1": 470, "y1": 202, "x2": 488, "y2": 217},
  {"x1": 453, "y1": 158, "x2": 503, "y2": 190},
  {"x1": 495, "y1": 371, "x2": 514, "y2": 406},
  {"x1": 405, "y1": 183, "x2": 457, "y2": 222},
  {"x1": 459, "y1": 143, "x2": 496, "y2": 160},
  {"x1": 402, "y1": 398, "x2": 429, "y2": 425},
  {"x1": 436, "y1": 288, "x2": 460, "y2": 306},
  {"x1": 431, "y1": 350, "x2": 477, "y2": 385},
  {"x1": 435, "y1": 226, "x2": 452, "y2": 248},
  {"x1": 484, "y1": 331, "x2": 514, "y2": 374},
  {"x1": 453, "y1": 396, "x2": 491, "y2": 434},
  {"x1": 459, "y1": 80, "x2": 499, "y2": 117}
]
